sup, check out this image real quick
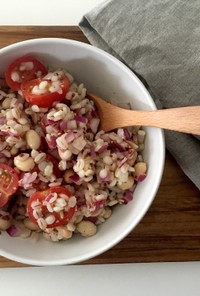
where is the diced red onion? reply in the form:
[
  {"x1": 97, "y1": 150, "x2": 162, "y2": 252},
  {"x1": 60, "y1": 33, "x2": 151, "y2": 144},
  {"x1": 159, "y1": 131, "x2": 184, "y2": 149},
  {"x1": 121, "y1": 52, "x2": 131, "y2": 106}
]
[
  {"x1": 41, "y1": 115, "x2": 48, "y2": 127},
  {"x1": 89, "y1": 118, "x2": 100, "y2": 134},
  {"x1": 99, "y1": 171, "x2": 113, "y2": 182},
  {"x1": 123, "y1": 128, "x2": 131, "y2": 140},
  {"x1": 124, "y1": 149, "x2": 137, "y2": 159},
  {"x1": 90, "y1": 146, "x2": 96, "y2": 157},
  {"x1": 123, "y1": 190, "x2": 134, "y2": 205},
  {"x1": 90, "y1": 109, "x2": 98, "y2": 118},
  {"x1": 60, "y1": 121, "x2": 68, "y2": 130},
  {"x1": 94, "y1": 199, "x2": 106, "y2": 211},
  {"x1": 100, "y1": 133, "x2": 111, "y2": 142},
  {"x1": 0, "y1": 116, "x2": 6, "y2": 125},
  {"x1": 6, "y1": 225, "x2": 21, "y2": 237},
  {"x1": 74, "y1": 115, "x2": 87, "y2": 123},
  {"x1": 11, "y1": 99, "x2": 22, "y2": 108},
  {"x1": 77, "y1": 196, "x2": 86, "y2": 206},
  {"x1": 47, "y1": 119, "x2": 58, "y2": 125},
  {"x1": 69, "y1": 174, "x2": 80, "y2": 184},
  {"x1": 64, "y1": 131, "x2": 77, "y2": 143},
  {"x1": 2, "y1": 130, "x2": 18, "y2": 136},
  {"x1": 136, "y1": 173, "x2": 146, "y2": 182},
  {"x1": 95, "y1": 144, "x2": 108, "y2": 154},
  {"x1": 118, "y1": 157, "x2": 128, "y2": 168},
  {"x1": 72, "y1": 136, "x2": 86, "y2": 151},
  {"x1": 46, "y1": 135, "x2": 57, "y2": 149},
  {"x1": 45, "y1": 193, "x2": 55, "y2": 202},
  {"x1": 19, "y1": 172, "x2": 37, "y2": 187},
  {"x1": 118, "y1": 128, "x2": 131, "y2": 140},
  {"x1": 87, "y1": 216, "x2": 98, "y2": 224},
  {"x1": 108, "y1": 142, "x2": 126, "y2": 152}
]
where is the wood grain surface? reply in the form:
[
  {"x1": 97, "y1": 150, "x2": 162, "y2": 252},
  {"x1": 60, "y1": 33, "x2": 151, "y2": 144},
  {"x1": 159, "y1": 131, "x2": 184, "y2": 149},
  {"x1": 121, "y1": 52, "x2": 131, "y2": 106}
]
[{"x1": 0, "y1": 26, "x2": 200, "y2": 268}]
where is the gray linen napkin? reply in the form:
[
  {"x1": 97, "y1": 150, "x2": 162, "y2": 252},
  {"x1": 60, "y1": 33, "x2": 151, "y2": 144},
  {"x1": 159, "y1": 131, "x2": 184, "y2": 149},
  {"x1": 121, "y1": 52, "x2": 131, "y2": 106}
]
[{"x1": 79, "y1": 0, "x2": 200, "y2": 190}]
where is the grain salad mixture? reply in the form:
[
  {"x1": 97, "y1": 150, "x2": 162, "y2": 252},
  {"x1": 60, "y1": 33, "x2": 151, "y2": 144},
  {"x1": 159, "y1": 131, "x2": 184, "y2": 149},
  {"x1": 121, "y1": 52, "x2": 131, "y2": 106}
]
[{"x1": 0, "y1": 55, "x2": 147, "y2": 242}]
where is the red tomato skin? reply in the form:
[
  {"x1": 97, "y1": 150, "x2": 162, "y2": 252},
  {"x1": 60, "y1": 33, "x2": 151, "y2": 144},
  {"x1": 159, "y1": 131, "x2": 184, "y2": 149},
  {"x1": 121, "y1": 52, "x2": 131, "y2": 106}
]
[
  {"x1": 21, "y1": 76, "x2": 69, "y2": 108},
  {"x1": 27, "y1": 187, "x2": 76, "y2": 228},
  {"x1": 5, "y1": 56, "x2": 47, "y2": 91},
  {"x1": 0, "y1": 164, "x2": 19, "y2": 208}
]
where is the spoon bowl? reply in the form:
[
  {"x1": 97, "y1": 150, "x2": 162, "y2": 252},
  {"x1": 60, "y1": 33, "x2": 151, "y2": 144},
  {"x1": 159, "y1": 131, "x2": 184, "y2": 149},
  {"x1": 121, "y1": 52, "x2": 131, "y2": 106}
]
[{"x1": 88, "y1": 93, "x2": 200, "y2": 135}]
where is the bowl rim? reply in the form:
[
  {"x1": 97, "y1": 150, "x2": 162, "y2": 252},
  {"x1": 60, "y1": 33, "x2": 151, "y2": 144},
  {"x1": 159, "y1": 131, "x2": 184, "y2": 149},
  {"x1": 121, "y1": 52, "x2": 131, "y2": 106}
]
[{"x1": 0, "y1": 38, "x2": 165, "y2": 266}]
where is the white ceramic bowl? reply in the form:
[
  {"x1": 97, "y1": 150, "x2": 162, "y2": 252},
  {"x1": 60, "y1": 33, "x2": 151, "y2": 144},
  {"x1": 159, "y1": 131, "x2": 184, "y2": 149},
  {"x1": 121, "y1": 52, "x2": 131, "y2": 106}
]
[{"x1": 0, "y1": 38, "x2": 165, "y2": 266}]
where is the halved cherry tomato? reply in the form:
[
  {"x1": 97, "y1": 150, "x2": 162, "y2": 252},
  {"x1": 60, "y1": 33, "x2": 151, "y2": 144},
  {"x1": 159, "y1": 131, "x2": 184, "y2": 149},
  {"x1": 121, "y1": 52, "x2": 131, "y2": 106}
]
[
  {"x1": 0, "y1": 164, "x2": 19, "y2": 208},
  {"x1": 27, "y1": 187, "x2": 76, "y2": 228},
  {"x1": 21, "y1": 75, "x2": 69, "y2": 108},
  {"x1": 5, "y1": 56, "x2": 47, "y2": 91}
]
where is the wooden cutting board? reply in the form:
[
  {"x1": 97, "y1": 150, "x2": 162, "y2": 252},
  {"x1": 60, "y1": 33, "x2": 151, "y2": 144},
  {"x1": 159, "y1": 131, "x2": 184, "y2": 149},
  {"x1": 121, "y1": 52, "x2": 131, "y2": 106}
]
[{"x1": 0, "y1": 26, "x2": 200, "y2": 268}]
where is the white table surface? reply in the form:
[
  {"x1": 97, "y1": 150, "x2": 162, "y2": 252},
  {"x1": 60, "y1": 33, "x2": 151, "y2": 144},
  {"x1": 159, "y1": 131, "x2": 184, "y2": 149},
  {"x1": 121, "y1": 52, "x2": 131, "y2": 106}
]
[
  {"x1": 1, "y1": 1, "x2": 200, "y2": 294},
  {"x1": 0, "y1": 0, "x2": 105, "y2": 25},
  {"x1": 1, "y1": 262, "x2": 200, "y2": 296}
]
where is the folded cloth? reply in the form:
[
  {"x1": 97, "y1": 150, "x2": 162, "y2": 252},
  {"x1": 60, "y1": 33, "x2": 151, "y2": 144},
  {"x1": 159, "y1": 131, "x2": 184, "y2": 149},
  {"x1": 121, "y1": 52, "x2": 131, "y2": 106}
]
[{"x1": 79, "y1": 0, "x2": 200, "y2": 190}]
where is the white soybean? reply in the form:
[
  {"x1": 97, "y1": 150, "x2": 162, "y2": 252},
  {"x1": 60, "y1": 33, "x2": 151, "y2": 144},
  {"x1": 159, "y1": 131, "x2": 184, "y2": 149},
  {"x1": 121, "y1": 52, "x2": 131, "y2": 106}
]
[
  {"x1": 76, "y1": 221, "x2": 97, "y2": 237},
  {"x1": 24, "y1": 218, "x2": 40, "y2": 231},
  {"x1": 63, "y1": 169, "x2": 74, "y2": 183},
  {"x1": 0, "y1": 213, "x2": 12, "y2": 230},
  {"x1": 2, "y1": 97, "x2": 12, "y2": 109},
  {"x1": 102, "y1": 207, "x2": 112, "y2": 219},
  {"x1": 25, "y1": 129, "x2": 41, "y2": 150},
  {"x1": 56, "y1": 226, "x2": 73, "y2": 239},
  {"x1": 117, "y1": 176, "x2": 134, "y2": 190},
  {"x1": 20, "y1": 228, "x2": 32, "y2": 238},
  {"x1": 134, "y1": 162, "x2": 147, "y2": 178},
  {"x1": 17, "y1": 206, "x2": 26, "y2": 216},
  {"x1": 14, "y1": 153, "x2": 35, "y2": 172}
]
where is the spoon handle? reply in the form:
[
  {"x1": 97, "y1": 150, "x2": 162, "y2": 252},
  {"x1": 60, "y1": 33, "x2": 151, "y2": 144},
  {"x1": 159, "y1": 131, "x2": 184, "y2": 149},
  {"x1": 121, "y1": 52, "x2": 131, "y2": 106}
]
[{"x1": 102, "y1": 105, "x2": 200, "y2": 135}]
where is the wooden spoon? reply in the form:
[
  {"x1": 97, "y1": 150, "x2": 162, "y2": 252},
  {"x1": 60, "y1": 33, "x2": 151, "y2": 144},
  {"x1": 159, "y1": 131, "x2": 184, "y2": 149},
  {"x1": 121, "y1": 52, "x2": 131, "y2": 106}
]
[{"x1": 87, "y1": 93, "x2": 200, "y2": 135}]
